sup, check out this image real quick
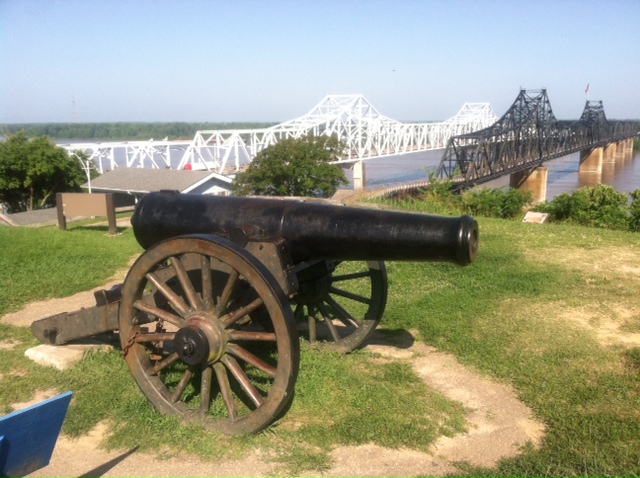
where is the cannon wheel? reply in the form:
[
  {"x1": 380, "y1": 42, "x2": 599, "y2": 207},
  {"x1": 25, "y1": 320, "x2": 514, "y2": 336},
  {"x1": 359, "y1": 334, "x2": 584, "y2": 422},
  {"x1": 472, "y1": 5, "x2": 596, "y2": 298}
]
[
  {"x1": 118, "y1": 234, "x2": 300, "y2": 435},
  {"x1": 293, "y1": 260, "x2": 388, "y2": 353}
]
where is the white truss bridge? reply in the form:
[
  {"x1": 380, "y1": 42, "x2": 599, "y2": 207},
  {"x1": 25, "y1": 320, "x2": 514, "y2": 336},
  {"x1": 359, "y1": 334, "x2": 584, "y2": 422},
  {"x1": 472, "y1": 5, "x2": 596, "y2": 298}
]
[{"x1": 61, "y1": 95, "x2": 498, "y2": 176}]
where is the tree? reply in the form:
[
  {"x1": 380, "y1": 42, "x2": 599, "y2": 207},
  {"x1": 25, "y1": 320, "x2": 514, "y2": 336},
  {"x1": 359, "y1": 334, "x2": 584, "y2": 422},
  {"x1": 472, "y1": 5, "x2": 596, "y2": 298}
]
[
  {"x1": 0, "y1": 132, "x2": 88, "y2": 213},
  {"x1": 232, "y1": 135, "x2": 349, "y2": 197}
]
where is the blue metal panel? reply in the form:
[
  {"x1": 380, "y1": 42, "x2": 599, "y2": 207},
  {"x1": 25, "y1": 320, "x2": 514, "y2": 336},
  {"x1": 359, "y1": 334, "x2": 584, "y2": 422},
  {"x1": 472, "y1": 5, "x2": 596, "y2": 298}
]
[{"x1": 0, "y1": 391, "x2": 73, "y2": 478}]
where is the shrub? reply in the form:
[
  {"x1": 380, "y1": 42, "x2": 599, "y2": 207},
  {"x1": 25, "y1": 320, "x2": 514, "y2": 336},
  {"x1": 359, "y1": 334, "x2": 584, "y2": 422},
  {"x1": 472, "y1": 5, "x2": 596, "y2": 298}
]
[
  {"x1": 628, "y1": 190, "x2": 640, "y2": 232},
  {"x1": 535, "y1": 184, "x2": 630, "y2": 230},
  {"x1": 461, "y1": 187, "x2": 532, "y2": 219}
]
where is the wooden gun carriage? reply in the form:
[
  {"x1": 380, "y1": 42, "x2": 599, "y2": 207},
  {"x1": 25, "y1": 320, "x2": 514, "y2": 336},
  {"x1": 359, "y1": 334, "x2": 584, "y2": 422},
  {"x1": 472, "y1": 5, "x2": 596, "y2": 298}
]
[{"x1": 32, "y1": 191, "x2": 479, "y2": 435}]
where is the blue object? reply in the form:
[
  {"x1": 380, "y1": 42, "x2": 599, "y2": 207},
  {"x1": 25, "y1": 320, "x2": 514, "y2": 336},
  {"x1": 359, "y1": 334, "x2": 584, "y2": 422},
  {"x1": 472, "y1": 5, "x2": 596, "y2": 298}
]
[{"x1": 0, "y1": 391, "x2": 73, "y2": 478}]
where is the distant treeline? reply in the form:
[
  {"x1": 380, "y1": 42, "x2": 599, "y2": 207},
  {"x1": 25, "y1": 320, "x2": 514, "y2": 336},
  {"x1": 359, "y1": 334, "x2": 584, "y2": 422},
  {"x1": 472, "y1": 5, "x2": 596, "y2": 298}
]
[{"x1": 0, "y1": 122, "x2": 278, "y2": 141}]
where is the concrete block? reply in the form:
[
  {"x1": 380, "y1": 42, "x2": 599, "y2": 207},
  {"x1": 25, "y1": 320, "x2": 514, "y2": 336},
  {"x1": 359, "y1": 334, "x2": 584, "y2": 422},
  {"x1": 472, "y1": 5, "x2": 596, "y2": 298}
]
[
  {"x1": 522, "y1": 211, "x2": 549, "y2": 224},
  {"x1": 25, "y1": 342, "x2": 114, "y2": 371}
]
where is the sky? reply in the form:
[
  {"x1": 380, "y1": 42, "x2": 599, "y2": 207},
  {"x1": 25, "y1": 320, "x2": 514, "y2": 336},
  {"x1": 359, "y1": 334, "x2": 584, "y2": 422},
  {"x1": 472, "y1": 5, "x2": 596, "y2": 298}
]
[{"x1": 1, "y1": 0, "x2": 639, "y2": 124}]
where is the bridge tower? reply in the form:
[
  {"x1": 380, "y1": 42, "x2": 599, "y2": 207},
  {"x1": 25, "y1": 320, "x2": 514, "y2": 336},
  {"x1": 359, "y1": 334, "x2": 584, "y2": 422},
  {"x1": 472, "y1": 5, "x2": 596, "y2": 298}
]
[{"x1": 578, "y1": 101, "x2": 608, "y2": 176}]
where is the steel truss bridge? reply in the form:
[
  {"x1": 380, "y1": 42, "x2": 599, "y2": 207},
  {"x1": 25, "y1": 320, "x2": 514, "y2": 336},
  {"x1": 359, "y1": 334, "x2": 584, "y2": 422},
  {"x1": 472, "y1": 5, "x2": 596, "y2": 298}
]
[
  {"x1": 61, "y1": 95, "x2": 498, "y2": 175},
  {"x1": 436, "y1": 89, "x2": 640, "y2": 188}
]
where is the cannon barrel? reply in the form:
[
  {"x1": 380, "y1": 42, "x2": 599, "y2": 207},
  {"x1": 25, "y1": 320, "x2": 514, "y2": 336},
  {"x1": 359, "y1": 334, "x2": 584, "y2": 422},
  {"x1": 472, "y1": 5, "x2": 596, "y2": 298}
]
[{"x1": 131, "y1": 191, "x2": 479, "y2": 266}]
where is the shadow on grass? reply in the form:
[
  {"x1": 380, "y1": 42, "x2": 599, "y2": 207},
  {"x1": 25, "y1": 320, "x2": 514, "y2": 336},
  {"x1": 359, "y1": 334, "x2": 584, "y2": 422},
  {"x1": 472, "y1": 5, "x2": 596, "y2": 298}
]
[
  {"x1": 67, "y1": 224, "x2": 129, "y2": 235},
  {"x1": 367, "y1": 328, "x2": 416, "y2": 349}
]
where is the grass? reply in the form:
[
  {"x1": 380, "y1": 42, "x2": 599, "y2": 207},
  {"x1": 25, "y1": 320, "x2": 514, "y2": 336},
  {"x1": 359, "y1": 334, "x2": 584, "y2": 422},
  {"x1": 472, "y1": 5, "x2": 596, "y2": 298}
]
[
  {"x1": 0, "y1": 219, "x2": 142, "y2": 315},
  {"x1": 2, "y1": 205, "x2": 640, "y2": 475},
  {"x1": 378, "y1": 196, "x2": 640, "y2": 476}
]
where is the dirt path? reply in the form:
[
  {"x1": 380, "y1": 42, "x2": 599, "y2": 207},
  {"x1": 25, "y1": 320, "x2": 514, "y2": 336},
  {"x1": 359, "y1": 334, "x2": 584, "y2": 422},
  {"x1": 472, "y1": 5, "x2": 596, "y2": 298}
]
[{"x1": 3, "y1": 279, "x2": 545, "y2": 477}]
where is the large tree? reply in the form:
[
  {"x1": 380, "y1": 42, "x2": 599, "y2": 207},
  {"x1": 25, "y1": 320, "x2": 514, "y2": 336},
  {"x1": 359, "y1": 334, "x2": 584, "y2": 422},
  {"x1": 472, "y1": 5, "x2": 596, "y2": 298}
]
[
  {"x1": 232, "y1": 135, "x2": 349, "y2": 197},
  {"x1": 0, "y1": 132, "x2": 87, "y2": 213}
]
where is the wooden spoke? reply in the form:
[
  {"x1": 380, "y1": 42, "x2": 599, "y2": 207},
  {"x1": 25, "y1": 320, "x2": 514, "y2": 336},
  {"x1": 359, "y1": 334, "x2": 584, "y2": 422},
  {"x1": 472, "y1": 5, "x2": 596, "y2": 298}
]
[
  {"x1": 227, "y1": 330, "x2": 277, "y2": 342},
  {"x1": 331, "y1": 270, "x2": 371, "y2": 282},
  {"x1": 294, "y1": 303, "x2": 305, "y2": 321},
  {"x1": 222, "y1": 355, "x2": 264, "y2": 408},
  {"x1": 317, "y1": 301, "x2": 341, "y2": 342},
  {"x1": 146, "y1": 352, "x2": 179, "y2": 376},
  {"x1": 133, "y1": 300, "x2": 183, "y2": 327},
  {"x1": 201, "y1": 255, "x2": 214, "y2": 312},
  {"x1": 199, "y1": 365, "x2": 213, "y2": 415},
  {"x1": 324, "y1": 295, "x2": 361, "y2": 328},
  {"x1": 170, "y1": 256, "x2": 203, "y2": 310},
  {"x1": 308, "y1": 308, "x2": 317, "y2": 345},
  {"x1": 214, "y1": 270, "x2": 239, "y2": 318},
  {"x1": 221, "y1": 297, "x2": 264, "y2": 328},
  {"x1": 133, "y1": 332, "x2": 176, "y2": 343},
  {"x1": 227, "y1": 343, "x2": 277, "y2": 378},
  {"x1": 171, "y1": 368, "x2": 194, "y2": 403},
  {"x1": 328, "y1": 285, "x2": 371, "y2": 305},
  {"x1": 145, "y1": 272, "x2": 190, "y2": 315},
  {"x1": 213, "y1": 362, "x2": 237, "y2": 420}
]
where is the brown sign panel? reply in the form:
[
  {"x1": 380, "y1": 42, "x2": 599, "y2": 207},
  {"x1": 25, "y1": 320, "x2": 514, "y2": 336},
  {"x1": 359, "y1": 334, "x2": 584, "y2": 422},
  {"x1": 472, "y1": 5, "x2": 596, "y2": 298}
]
[{"x1": 56, "y1": 193, "x2": 117, "y2": 235}]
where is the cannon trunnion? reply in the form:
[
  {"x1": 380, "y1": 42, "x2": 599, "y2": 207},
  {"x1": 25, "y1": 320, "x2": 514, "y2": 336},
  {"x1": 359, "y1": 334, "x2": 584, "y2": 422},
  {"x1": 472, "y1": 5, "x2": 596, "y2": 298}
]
[{"x1": 31, "y1": 192, "x2": 478, "y2": 435}]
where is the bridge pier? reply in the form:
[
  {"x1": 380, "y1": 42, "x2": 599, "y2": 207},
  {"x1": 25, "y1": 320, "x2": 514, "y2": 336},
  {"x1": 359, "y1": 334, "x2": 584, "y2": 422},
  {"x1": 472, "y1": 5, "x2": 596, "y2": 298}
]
[
  {"x1": 603, "y1": 143, "x2": 617, "y2": 163},
  {"x1": 579, "y1": 147, "x2": 604, "y2": 173},
  {"x1": 600, "y1": 144, "x2": 616, "y2": 179},
  {"x1": 509, "y1": 167, "x2": 548, "y2": 204},
  {"x1": 353, "y1": 161, "x2": 366, "y2": 191},
  {"x1": 618, "y1": 138, "x2": 634, "y2": 161},
  {"x1": 580, "y1": 139, "x2": 635, "y2": 174}
]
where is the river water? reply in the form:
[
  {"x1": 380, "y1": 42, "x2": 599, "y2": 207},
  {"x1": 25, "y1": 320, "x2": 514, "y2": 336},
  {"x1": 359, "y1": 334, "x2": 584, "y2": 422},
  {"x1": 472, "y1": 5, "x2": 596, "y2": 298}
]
[{"x1": 352, "y1": 148, "x2": 640, "y2": 200}]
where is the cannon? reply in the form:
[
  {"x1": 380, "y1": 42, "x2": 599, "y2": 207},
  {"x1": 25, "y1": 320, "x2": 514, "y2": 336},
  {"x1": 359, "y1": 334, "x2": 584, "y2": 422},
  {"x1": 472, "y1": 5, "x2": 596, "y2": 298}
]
[{"x1": 32, "y1": 191, "x2": 478, "y2": 435}]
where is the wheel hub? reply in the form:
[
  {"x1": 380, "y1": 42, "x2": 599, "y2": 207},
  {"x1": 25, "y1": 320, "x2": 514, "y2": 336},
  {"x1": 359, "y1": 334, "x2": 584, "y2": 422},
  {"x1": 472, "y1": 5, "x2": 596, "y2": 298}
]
[
  {"x1": 175, "y1": 315, "x2": 226, "y2": 365},
  {"x1": 295, "y1": 261, "x2": 335, "y2": 305},
  {"x1": 296, "y1": 276, "x2": 331, "y2": 305}
]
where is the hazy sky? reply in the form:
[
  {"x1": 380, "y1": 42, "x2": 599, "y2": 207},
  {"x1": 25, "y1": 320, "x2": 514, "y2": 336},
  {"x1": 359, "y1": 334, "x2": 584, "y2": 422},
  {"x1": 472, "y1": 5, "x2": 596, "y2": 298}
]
[{"x1": 1, "y1": 0, "x2": 639, "y2": 124}]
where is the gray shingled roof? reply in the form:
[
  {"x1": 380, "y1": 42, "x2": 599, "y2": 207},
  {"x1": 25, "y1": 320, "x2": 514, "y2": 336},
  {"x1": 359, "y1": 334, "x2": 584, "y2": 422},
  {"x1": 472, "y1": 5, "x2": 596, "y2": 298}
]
[{"x1": 82, "y1": 168, "x2": 220, "y2": 194}]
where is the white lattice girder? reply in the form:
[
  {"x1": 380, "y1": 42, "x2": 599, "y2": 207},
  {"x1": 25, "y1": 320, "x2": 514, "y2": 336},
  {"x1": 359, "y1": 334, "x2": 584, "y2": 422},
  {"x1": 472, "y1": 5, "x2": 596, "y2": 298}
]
[
  {"x1": 62, "y1": 95, "x2": 498, "y2": 175},
  {"x1": 177, "y1": 95, "x2": 498, "y2": 174},
  {"x1": 59, "y1": 140, "x2": 192, "y2": 173}
]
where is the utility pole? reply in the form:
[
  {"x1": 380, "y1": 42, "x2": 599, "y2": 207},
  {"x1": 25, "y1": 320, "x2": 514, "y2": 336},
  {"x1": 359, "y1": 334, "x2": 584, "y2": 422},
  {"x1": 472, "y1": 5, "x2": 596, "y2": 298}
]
[{"x1": 71, "y1": 96, "x2": 78, "y2": 123}]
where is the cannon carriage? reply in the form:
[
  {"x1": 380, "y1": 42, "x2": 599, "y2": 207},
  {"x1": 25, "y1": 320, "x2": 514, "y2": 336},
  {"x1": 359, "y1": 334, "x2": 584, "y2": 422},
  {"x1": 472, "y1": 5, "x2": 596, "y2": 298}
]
[{"x1": 32, "y1": 191, "x2": 478, "y2": 435}]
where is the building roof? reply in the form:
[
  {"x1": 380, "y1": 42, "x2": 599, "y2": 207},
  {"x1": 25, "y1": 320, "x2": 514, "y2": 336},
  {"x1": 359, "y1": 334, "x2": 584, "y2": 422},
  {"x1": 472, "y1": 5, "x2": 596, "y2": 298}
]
[
  {"x1": 82, "y1": 168, "x2": 232, "y2": 194},
  {"x1": 0, "y1": 208, "x2": 59, "y2": 227}
]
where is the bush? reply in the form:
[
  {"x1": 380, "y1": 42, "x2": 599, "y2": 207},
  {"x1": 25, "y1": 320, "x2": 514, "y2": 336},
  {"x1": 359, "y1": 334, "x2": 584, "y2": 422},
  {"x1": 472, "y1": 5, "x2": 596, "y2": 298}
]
[
  {"x1": 628, "y1": 190, "x2": 640, "y2": 232},
  {"x1": 386, "y1": 182, "x2": 532, "y2": 220},
  {"x1": 461, "y1": 187, "x2": 532, "y2": 219},
  {"x1": 535, "y1": 184, "x2": 630, "y2": 230},
  {"x1": 416, "y1": 172, "x2": 461, "y2": 215}
]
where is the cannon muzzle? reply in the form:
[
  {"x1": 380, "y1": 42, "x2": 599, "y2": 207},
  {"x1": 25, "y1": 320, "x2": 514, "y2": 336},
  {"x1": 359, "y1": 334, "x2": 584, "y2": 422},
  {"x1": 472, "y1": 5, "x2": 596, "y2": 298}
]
[{"x1": 131, "y1": 191, "x2": 478, "y2": 266}]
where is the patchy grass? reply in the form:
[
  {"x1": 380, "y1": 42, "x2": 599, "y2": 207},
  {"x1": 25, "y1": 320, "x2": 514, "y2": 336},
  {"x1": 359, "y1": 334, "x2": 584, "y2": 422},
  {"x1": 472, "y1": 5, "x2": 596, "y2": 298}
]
[{"x1": 0, "y1": 221, "x2": 141, "y2": 316}]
